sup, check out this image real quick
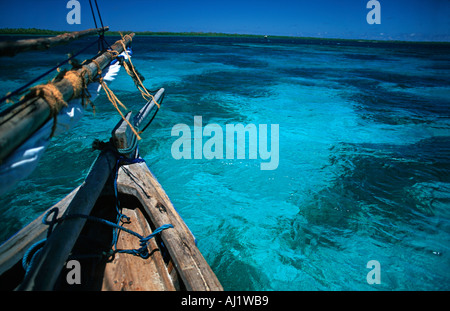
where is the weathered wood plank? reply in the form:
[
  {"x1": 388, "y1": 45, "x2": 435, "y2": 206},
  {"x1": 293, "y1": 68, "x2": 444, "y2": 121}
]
[
  {"x1": 112, "y1": 112, "x2": 137, "y2": 158},
  {"x1": 133, "y1": 88, "x2": 165, "y2": 129},
  {"x1": 111, "y1": 88, "x2": 165, "y2": 158},
  {"x1": 117, "y1": 162, "x2": 223, "y2": 291},
  {"x1": 102, "y1": 207, "x2": 176, "y2": 291},
  {"x1": 17, "y1": 150, "x2": 117, "y2": 291}
]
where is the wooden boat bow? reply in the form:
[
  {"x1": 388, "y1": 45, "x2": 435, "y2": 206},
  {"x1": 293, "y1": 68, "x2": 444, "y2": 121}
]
[{"x1": 0, "y1": 91, "x2": 223, "y2": 291}]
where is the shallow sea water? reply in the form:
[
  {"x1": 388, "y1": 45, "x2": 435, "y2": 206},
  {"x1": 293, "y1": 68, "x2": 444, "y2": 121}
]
[{"x1": 0, "y1": 36, "x2": 449, "y2": 290}]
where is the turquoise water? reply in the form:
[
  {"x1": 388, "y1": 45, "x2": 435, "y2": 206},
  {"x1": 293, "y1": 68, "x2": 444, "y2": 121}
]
[{"x1": 1, "y1": 36, "x2": 449, "y2": 290}]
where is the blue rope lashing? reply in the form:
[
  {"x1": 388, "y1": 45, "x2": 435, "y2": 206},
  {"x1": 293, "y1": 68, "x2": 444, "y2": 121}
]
[
  {"x1": 21, "y1": 206, "x2": 62, "y2": 276},
  {"x1": 22, "y1": 239, "x2": 46, "y2": 273},
  {"x1": 43, "y1": 207, "x2": 60, "y2": 237},
  {"x1": 69, "y1": 214, "x2": 173, "y2": 259},
  {"x1": 21, "y1": 154, "x2": 173, "y2": 278},
  {"x1": 115, "y1": 224, "x2": 174, "y2": 259},
  {"x1": 22, "y1": 206, "x2": 63, "y2": 274},
  {"x1": 41, "y1": 208, "x2": 174, "y2": 260},
  {"x1": 111, "y1": 156, "x2": 146, "y2": 247}
]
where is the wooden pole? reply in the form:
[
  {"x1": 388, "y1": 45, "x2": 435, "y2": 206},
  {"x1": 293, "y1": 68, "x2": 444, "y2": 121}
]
[
  {"x1": 134, "y1": 88, "x2": 165, "y2": 129},
  {"x1": 112, "y1": 88, "x2": 165, "y2": 158},
  {"x1": 0, "y1": 27, "x2": 109, "y2": 57},
  {"x1": 0, "y1": 33, "x2": 135, "y2": 164},
  {"x1": 17, "y1": 149, "x2": 117, "y2": 291}
]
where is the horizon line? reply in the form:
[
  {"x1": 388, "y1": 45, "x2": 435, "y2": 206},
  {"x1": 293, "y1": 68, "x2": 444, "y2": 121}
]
[{"x1": 0, "y1": 27, "x2": 449, "y2": 44}]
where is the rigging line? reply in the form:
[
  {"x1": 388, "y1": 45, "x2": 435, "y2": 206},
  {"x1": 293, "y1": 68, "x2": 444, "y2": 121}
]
[
  {"x1": 90, "y1": 0, "x2": 109, "y2": 51},
  {"x1": 0, "y1": 39, "x2": 99, "y2": 105},
  {"x1": 94, "y1": 0, "x2": 106, "y2": 32},
  {"x1": 88, "y1": 0, "x2": 98, "y2": 29}
]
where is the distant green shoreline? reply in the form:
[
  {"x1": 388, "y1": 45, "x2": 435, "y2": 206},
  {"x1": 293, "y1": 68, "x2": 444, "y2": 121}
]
[{"x1": 0, "y1": 28, "x2": 449, "y2": 45}]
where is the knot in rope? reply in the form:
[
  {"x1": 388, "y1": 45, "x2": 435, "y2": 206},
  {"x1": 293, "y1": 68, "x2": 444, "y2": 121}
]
[
  {"x1": 62, "y1": 70, "x2": 83, "y2": 98},
  {"x1": 34, "y1": 204, "x2": 174, "y2": 262},
  {"x1": 21, "y1": 83, "x2": 68, "y2": 138},
  {"x1": 128, "y1": 224, "x2": 174, "y2": 259}
]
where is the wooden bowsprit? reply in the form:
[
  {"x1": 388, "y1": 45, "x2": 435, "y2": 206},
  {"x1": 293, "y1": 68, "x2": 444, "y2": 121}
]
[
  {"x1": 112, "y1": 88, "x2": 165, "y2": 158},
  {"x1": 0, "y1": 33, "x2": 135, "y2": 164}
]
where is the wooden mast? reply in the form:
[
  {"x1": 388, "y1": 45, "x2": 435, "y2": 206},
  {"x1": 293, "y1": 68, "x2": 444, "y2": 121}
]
[
  {"x1": 0, "y1": 33, "x2": 135, "y2": 164},
  {"x1": 0, "y1": 27, "x2": 110, "y2": 57}
]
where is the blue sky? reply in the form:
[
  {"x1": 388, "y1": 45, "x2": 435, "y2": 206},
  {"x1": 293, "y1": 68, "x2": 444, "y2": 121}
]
[{"x1": 0, "y1": 0, "x2": 449, "y2": 41}]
